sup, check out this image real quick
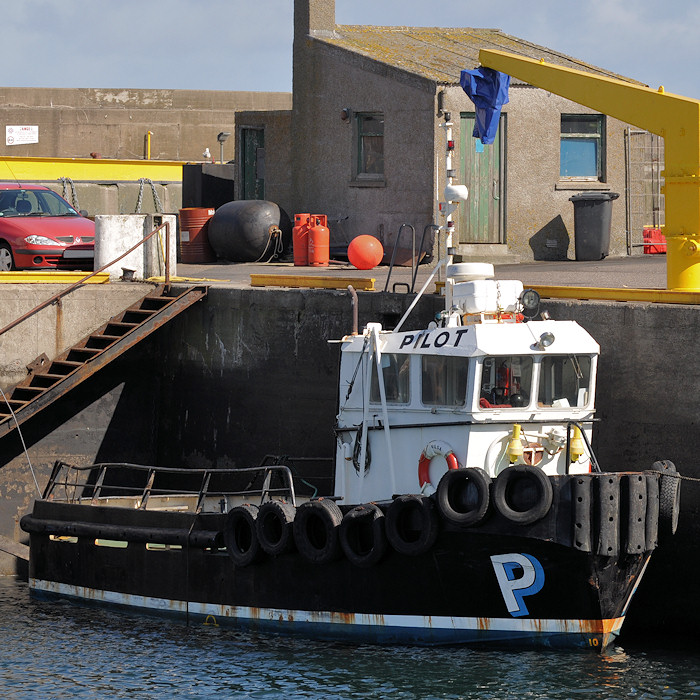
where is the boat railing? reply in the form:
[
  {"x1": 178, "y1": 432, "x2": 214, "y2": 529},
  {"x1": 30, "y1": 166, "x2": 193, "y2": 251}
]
[{"x1": 43, "y1": 461, "x2": 298, "y2": 511}]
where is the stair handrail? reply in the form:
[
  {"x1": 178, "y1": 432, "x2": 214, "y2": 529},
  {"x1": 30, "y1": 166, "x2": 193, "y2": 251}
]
[{"x1": 0, "y1": 221, "x2": 171, "y2": 339}]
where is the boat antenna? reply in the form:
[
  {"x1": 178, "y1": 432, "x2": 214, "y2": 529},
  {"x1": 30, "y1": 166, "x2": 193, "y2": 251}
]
[{"x1": 0, "y1": 386, "x2": 41, "y2": 496}]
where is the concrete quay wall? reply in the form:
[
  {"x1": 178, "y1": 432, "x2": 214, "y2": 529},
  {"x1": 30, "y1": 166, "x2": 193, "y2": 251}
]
[{"x1": 0, "y1": 282, "x2": 156, "y2": 389}]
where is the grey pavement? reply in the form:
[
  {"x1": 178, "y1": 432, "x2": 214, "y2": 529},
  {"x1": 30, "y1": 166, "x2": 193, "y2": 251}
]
[{"x1": 175, "y1": 254, "x2": 669, "y2": 291}]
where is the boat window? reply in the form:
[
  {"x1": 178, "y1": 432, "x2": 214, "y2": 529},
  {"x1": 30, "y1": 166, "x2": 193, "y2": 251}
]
[
  {"x1": 480, "y1": 356, "x2": 533, "y2": 408},
  {"x1": 370, "y1": 353, "x2": 410, "y2": 403},
  {"x1": 421, "y1": 355, "x2": 468, "y2": 406},
  {"x1": 538, "y1": 355, "x2": 592, "y2": 408}
]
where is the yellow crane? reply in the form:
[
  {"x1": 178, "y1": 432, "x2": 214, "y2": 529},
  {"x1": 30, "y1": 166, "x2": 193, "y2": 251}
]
[{"x1": 480, "y1": 49, "x2": 700, "y2": 291}]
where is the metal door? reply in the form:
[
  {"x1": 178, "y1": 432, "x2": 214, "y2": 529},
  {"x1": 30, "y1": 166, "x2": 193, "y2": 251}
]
[
  {"x1": 624, "y1": 128, "x2": 664, "y2": 254},
  {"x1": 458, "y1": 113, "x2": 505, "y2": 244},
  {"x1": 241, "y1": 127, "x2": 265, "y2": 200}
]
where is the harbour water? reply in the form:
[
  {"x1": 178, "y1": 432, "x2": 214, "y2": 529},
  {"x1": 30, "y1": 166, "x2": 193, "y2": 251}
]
[{"x1": 1, "y1": 577, "x2": 697, "y2": 699}]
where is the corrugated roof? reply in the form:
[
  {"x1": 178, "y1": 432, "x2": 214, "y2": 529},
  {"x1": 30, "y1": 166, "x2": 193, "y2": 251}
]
[{"x1": 317, "y1": 26, "x2": 645, "y2": 86}]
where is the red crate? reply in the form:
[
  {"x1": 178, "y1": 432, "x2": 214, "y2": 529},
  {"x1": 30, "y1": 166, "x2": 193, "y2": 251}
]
[{"x1": 643, "y1": 227, "x2": 666, "y2": 254}]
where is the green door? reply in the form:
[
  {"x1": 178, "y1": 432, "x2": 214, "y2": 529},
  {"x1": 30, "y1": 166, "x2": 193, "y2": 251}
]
[
  {"x1": 459, "y1": 113, "x2": 505, "y2": 244},
  {"x1": 241, "y1": 127, "x2": 265, "y2": 200}
]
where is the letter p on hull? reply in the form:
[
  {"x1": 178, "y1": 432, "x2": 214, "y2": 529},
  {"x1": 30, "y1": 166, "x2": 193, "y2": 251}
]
[{"x1": 491, "y1": 553, "x2": 545, "y2": 617}]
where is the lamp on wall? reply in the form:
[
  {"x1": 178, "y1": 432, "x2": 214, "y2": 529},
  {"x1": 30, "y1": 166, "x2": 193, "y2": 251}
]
[
  {"x1": 340, "y1": 108, "x2": 351, "y2": 121},
  {"x1": 217, "y1": 131, "x2": 231, "y2": 164}
]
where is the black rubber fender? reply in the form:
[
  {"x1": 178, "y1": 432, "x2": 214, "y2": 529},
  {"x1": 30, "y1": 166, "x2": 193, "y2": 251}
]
[
  {"x1": 492, "y1": 464, "x2": 553, "y2": 525},
  {"x1": 339, "y1": 503, "x2": 388, "y2": 567},
  {"x1": 659, "y1": 472, "x2": 681, "y2": 539},
  {"x1": 256, "y1": 501, "x2": 296, "y2": 556},
  {"x1": 293, "y1": 499, "x2": 343, "y2": 564},
  {"x1": 436, "y1": 467, "x2": 491, "y2": 527},
  {"x1": 649, "y1": 460, "x2": 681, "y2": 539},
  {"x1": 224, "y1": 504, "x2": 263, "y2": 567},
  {"x1": 385, "y1": 494, "x2": 439, "y2": 556}
]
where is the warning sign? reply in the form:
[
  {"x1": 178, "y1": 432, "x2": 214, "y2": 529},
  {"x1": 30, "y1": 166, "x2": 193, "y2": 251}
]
[{"x1": 6, "y1": 125, "x2": 38, "y2": 146}]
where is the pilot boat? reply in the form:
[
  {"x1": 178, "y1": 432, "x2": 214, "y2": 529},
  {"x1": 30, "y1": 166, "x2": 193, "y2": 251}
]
[{"x1": 21, "y1": 262, "x2": 679, "y2": 650}]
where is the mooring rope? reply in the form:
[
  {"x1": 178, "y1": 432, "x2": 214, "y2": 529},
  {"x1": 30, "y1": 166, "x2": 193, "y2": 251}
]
[{"x1": 0, "y1": 386, "x2": 41, "y2": 496}]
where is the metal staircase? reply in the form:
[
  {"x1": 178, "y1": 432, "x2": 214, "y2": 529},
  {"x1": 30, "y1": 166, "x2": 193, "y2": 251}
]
[{"x1": 0, "y1": 284, "x2": 208, "y2": 439}]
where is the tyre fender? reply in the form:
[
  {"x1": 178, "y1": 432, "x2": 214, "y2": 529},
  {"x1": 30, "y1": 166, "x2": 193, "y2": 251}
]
[
  {"x1": 256, "y1": 500, "x2": 296, "y2": 556},
  {"x1": 492, "y1": 464, "x2": 553, "y2": 525},
  {"x1": 436, "y1": 467, "x2": 491, "y2": 527},
  {"x1": 293, "y1": 499, "x2": 343, "y2": 564},
  {"x1": 650, "y1": 460, "x2": 680, "y2": 538},
  {"x1": 339, "y1": 503, "x2": 388, "y2": 567},
  {"x1": 385, "y1": 494, "x2": 439, "y2": 555},
  {"x1": 224, "y1": 504, "x2": 263, "y2": 567}
]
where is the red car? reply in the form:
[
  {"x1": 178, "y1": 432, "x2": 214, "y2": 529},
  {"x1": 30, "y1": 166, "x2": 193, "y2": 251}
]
[{"x1": 0, "y1": 183, "x2": 95, "y2": 271}]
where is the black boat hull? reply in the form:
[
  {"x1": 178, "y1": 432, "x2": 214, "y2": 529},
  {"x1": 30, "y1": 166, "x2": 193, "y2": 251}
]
[{"x1": 23, "y1": 468, "x2": 665, "y2": 651}]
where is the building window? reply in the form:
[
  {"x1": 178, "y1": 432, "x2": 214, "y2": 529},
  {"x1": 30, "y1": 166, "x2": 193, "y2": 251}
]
[
  {"x1": 560, "y1": 115, "x2": 605, "y2": 180},
  {"x1": 354, "y1": 113, "x2": 384, "y2": 181}
]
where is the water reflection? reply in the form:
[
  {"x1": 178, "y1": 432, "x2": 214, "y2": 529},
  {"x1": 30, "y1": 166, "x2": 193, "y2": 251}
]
[{"x1": 0, "y1": 578, "x2": 697, "y2": 699}]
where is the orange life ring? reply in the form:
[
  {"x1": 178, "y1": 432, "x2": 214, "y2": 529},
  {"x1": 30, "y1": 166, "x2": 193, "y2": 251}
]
[{"x1": 418, "y1": 441, "x2": 459, "y2": 487}]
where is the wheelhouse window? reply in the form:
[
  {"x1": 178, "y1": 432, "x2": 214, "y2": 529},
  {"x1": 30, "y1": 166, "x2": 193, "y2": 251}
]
[
  {"x1": 370, "y1": 353, "x2": 410, "y2": 404},
  {"x1": 421, "y1": 356, "x2": 468, "y2": 407},
  {"x1": 560, "y1": 115, "x2": 605, "y2": 180},
  {"x1": 354, "y1": 113, "x2": 384, "y2": 181},
  {"x1": 538, "y1": 355, "x2": 592, "y2": 408},
  {"x1": 480, "y1": 356, "x2": 533, "y2": 408}
]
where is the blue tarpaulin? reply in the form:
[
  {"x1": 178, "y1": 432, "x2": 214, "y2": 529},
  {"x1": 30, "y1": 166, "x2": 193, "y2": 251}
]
[{"x1": 460, "y1": 67, "x2": 510, "y2": 145}]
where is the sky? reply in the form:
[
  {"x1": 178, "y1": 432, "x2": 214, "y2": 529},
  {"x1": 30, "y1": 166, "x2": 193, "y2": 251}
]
[{"x1": 2, "y1": 0, "x2": 698, "y2": 99}]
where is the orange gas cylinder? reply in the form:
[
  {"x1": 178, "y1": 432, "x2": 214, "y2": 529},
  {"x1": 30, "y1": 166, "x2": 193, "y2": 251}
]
[
  {"x1": 293, "y1": 213, "x2": 311, "y2": 266},
  {"x1": 308, "y1": 214, "x2": 330, "y2": 266}
]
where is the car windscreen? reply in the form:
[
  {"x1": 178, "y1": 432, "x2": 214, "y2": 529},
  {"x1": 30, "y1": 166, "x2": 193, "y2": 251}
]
[{"x1": 0, "y1": 189, "x2": 79, "y2": 217}]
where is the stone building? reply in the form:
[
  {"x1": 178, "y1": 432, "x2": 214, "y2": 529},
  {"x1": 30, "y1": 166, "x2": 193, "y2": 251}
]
[{"x1": 237, "y1": 0, "x2": 659, "y2": 262}]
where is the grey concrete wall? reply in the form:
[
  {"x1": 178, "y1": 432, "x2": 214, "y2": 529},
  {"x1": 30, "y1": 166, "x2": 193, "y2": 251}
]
[
  {"x1": 0, "y1": 87, "x2": 291, "y2": 162},
  {"x1": 37, "y1": 180, "x2": 182, "y2": 218},
  {"x1": 292, "y1": 36, "x2": 438, "y2": 252},
  {"x1": 234, "y1": 110, "x2": 293, "y2": 216},
  {"x1": 0, "y1": 281, "x2": 156, "y2": 389}
]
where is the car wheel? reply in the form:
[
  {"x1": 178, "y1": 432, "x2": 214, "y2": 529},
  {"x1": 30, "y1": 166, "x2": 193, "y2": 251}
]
[{"x1": 0, "y1": 243, "x2": 15, "y2": 271}]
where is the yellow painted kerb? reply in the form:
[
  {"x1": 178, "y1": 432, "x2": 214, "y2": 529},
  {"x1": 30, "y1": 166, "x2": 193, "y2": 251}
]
[
  {"x1": 250, "y1": 274, "x2": 376, "y2": 291},
  {"x1": 0, "y1": 271, "x2": 111, "y2": 284}
]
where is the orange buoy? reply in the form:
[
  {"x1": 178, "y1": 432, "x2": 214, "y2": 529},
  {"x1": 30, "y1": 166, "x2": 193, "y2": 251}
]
[
  {"x1": 293, "y1": 213, "x2": 311, "y2": 266},
  {"x1": 348, "y1": 235, "x2": 383, "y2": 270},
  {"x1": 308, "y1": 215, "x2": 330, "y2": 267}
]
